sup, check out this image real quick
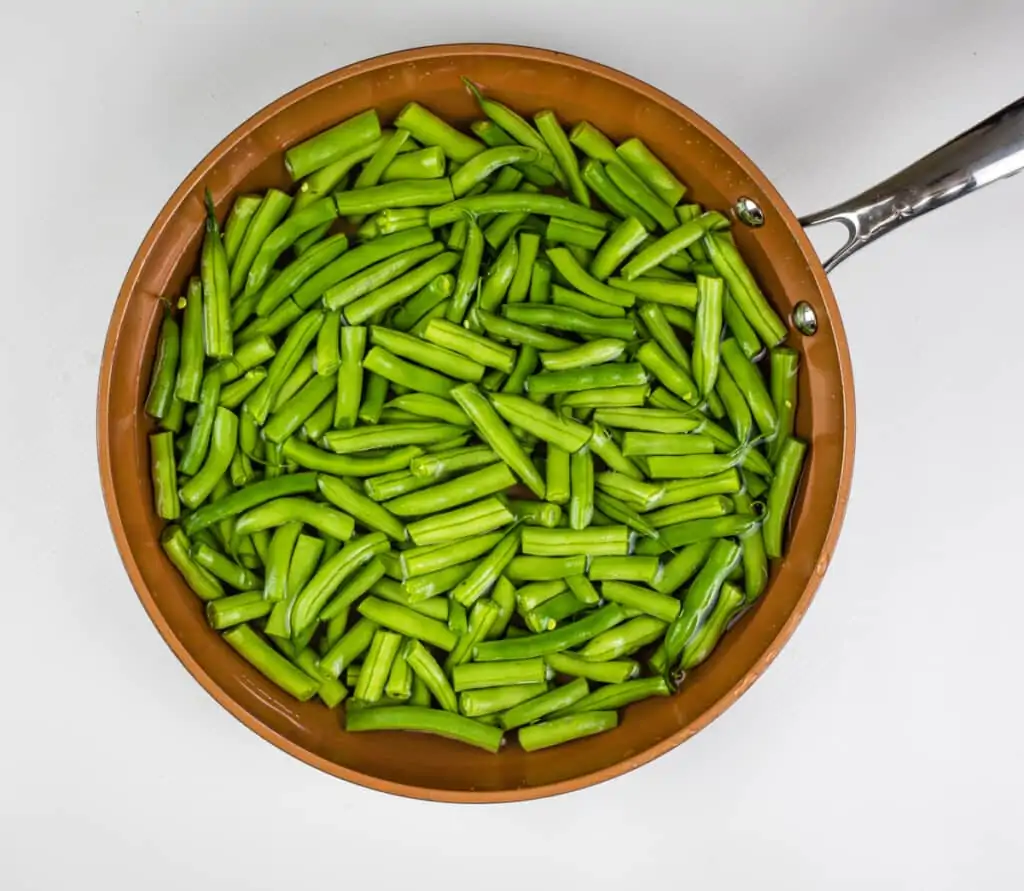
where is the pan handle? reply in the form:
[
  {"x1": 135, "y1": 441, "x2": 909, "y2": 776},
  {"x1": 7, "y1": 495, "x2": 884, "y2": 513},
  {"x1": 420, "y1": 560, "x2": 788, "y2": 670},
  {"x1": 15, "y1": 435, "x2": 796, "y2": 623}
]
[{"x1": 799, "y1": 97, "x2": 1024, "y2": 272}]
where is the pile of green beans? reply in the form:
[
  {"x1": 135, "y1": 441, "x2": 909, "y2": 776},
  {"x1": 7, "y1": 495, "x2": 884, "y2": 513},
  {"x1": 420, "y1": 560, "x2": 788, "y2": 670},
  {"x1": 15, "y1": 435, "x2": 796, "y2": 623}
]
[{"x1": 144, "y1": 81, "x2": 807, "y2": 754}]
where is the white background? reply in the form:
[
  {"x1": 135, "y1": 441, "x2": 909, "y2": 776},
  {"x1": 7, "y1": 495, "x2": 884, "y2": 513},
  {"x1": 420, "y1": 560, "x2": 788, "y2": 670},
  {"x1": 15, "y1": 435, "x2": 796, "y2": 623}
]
[{"x1": 4, "y1": 1, "x2": 1024, "y2": 887}]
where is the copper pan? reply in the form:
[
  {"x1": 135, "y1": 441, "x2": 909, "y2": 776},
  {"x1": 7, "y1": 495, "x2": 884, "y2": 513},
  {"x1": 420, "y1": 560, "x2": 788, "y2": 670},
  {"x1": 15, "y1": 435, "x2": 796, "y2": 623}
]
[{"x1": 96, "y1": 44, "x2": 1024, "y2": 802}]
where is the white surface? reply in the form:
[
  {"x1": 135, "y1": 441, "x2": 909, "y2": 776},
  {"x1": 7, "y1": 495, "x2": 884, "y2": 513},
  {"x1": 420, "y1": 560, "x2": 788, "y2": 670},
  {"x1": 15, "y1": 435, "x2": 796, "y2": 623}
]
[{"x1": 4, "y1": 1, "x2": 1024, "y2": 887}]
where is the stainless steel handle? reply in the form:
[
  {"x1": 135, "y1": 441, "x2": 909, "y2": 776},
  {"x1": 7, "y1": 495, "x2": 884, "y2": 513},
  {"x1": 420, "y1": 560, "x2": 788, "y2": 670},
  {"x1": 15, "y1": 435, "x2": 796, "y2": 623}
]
[{"x1": 799, "y1": 97, "x2": 1024, "y2": 272}]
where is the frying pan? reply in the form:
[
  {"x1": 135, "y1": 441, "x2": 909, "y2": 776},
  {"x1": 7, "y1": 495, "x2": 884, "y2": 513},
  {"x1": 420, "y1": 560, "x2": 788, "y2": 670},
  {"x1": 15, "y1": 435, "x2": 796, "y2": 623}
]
[{"x1": 96, "y1": 44, "x2": 1024, "y2": 802}]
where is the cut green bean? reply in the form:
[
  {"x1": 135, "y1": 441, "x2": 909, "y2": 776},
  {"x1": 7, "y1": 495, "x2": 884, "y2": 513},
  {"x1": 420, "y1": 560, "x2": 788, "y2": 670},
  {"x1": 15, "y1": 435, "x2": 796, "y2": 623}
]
[
  {"x1": 616, "y1": 138, "x2": 686, "y2": 206},
  {"x1": 428, "y1": 193, "x2": 610, "y2": 230},
  {"x1": 161, "y1": 526, "x2": 224, "y2": 601},
  {"x1": 144, "y1": 309, "x2": 180, "y2": 419},
  {"x1": 769, "y1": 348, "x2": 799, "y2": 462},
  {"x1": 545, "y1": 652, "x2": 639, "y2": 684},
  {"x1": 526, "y1": 363, "x2": 647, "y2": 396},
  {"x1": 703, "y1": 232, "x2": 787, "y2": 347},
  {"x1": 149, "y1": 432, "x2": 180, "y2": 520},
  {"x1": 561, "y1": 386, "x2": 648, "y2": 410},
  {"x1": 453, "y1": 658, "x2": 548, "y2": 692},
  {"x1": 223, "y1": 624, "x2": 319, "y2": 701},
  {"x1": 569, "y1": 446, "x2": 594, "y2": 530},
  {"x1": 518, "y1": 711, "x2": 617, "y2": 751},
  {"x1": 580, "y1": 159, "x2": 657, "y2": 230},
  {"x1": 323, "y1": 422, "x2": 463, "y2": 455},
  {"x1": 357, "y1": 596, "x2": 457, "y2": 651},
  {"x1": 654, "y1": 470, "x2": 743, "y2": 508},
  {"x1": 599, "y1": 580, "x2": 680, "y2": 623},
  {"x1": 354, "y1": 629, "x2": 402, "y2": 703},
  {"x1": 394, "y1": 102, "x2": 484, "y2": 163},
  {"x1": 588, "y1": 555, "x2": 660, "y2": 585},
  {"x1": 506, "y1": 556, "x2": 586, "y2": 583},
  {"x1": 451, "y1": 527, "x2": 522, "y2": 607},
  {"x1": 635, "y1": 515, "x2": 759, "y2": 556},
  {"x1": 580, "y1": 615, "x2": 668, "y2": 661},
  {"x1": 539, "y1": 338, "x2": 626, "y2": 371},
  {"x1": 206, "y1": 591, "x2": 272, "y2": 630},
  {"x1": 459, "y1": 684, "x2": 548, "y2": 718},
  {"x1": 317, "y1": 474, "x2": 406, "y2": 542},
  {"x1": 521, "y1": 525, "x2": 630, "y2": 557},
  {"x1": 405, "y1": 497, "x2": 514, "y2": 546},
  {"x1": 763, "y1": 437, "x2": 807, "y2": 559}
]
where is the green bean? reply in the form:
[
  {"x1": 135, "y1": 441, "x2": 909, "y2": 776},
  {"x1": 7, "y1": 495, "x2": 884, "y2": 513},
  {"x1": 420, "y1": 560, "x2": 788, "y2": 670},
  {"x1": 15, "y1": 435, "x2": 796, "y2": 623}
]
[
  {"x1": 263, "y1": 375, "x2": 335, "y2": 445},
  {"x1": 383, "y1": 645, "x2": 415, "y2": 701},
  {"x1": 284, "y1": 109, "x2": 381, "y2": 179},
  {"x1": 370, "y1": 326, "x2": 485, "y2": 383},
  {"x1": 179, "y1": 407, "x2": 238, "y2": 509},
  {"x1": 149, "y1": 432, "x2": 180, "y2": 520},
  {"x1": 475, "y1": 309, "x2": 575, "y2": 351},
  {"x1": 447, "y1": 598, "x2": 501, "y2": 669},
  {"x1": 243, "y1": 309, "x2": 323, "y2": 424},
  {"x1": 599, "y1": 580, "x2": 679, "y2": 623},
  {"x1": 428, "y1": 192, "x2": 610, "y2": 230},
  {"x1": 354, "y1": 629, "x2": 402, "y2": 703},
  {"x1": 489, "y1": 393, "x2": 591, "y2": 453},
  {"x1": 213, "y1": 336, "x2": 277, "y2": 387},
  {"x1": 580, "y1": 159, "x2": 658, "y2": 230},
  {"x1": 407, "y1": 445, "x2": 492, "y2": 480},
  {"x1": 651, "y1": 540, "x2": 713, "y2": 596},
  {"x1": 546, "y1": 219, "x2": 604, "y2": 251},
  {"x1": 471, "y1": 233, "x2": 518, "y2": 309},
  {"x1": 352, "y1": 703, "x2": 505, "y2": 751},
  {"x1": 678, "y1": 581, "x2": 746, "y2": 670},
  {"x1": 589, "y1": 217, "x2": 647, "y2": 281},
  {"x1": 383, "y1": 462, "x2": 514, "y2": 518},
  {"x1": 527, "y1": 590, "x2": 588, "y2": 632},
  {"x1": 281, "y1": 439, "x2": 415, "y2": 479},
  {"x1": 322, "y1": 243, "x2": 443, "y2": 310},
  {"x1": 394, "y1": 102, "x2": 484, "y2": 163},
  {"x1": 453, "y1": 659, "x2": 549, "y2": 696},
  {"x1": 572, "y1": 678, "x2": 676, "y2": 718},
  {"x1": 256, "y1": 234, "x2": 350, "y2": 317},
  {"x1": 265, "y1": 533, "x2": 325, "y2": 636},
  {"x1": 636, "y1": 341, "x2": 698, "y2": 405},
  {"x1": 333, "y1": 180, "x2": 455, "y2": 217},
  {"x1": 605, "y1": 160, "x2": 676, "y2": 230},
  {"x1": 637, "y1": 514, "x2": 759, "y2": 557},
  {"x1": 381, "y1": 146, "x2": 446, "y2": 183},
  {"x1": 769, "y1": 348, "x2": 800, "y2": 462},
  {"x1": 236, "y1": 298, "x2": 302, "y2": 344},
  {"x1": 561, "y1": 386, "x2": 648, "y2": 410},
  {"x1": 715, "y1": 362, "x2": 754, "y2": 444},
  {"x1": 763, "y1": 437, "x2": 807, "y2": 558},
  {"x1": 144, "y1": 308, "x2": 180, "y2": 419},
  {"x1": 161, "y1": 525, "x2": 224, "y2": 600},
  {"x1": 223, "y1": 624, "x2": 319, "y2": 701},
  {"x1": 611, "y1": 278, "x2": 697, "y2": 311},
  {"x1": 459, "y1": 683, "x2": 548, "y2": 718},
  {"x1": 550, "y1": 285, "x2": 626, "y2": 319},
  {"x1": 344, "y1": 252, "x2": 460, "y2": 325},
  {"x1": 723, "y1": 289, "x2": 762, "y2": 360},
  {"x1": 345, "y1": 127, "x2": 415, "y2": 187},
  {"x1": 219, "y1": 369, "x2": 267, "y2": 409},
  {"x1": 532, "y1": 108, "x2": 586, "y2": 201},
  {"x1": 451, "y1": 145, "x2": 538, "y2": 196},
  {"x1": 615, "y1": 137, "x2": 686, "y2": 206},
  {"x1": 320, "y1": 617, "x2": 378, "y2": 678},
  {"x1": 293, "y1": 134, "x2": 392, "y2": 213},
  {"x1": 659, "y1": 539, "x2": 742, "y2": 668},
  {"x1": 228, "y1": 189, "x2": 293, "y2": 298},
  {"x1": 727, "y1": 492, "x2": 766, "y2": 604},
  {"x1": 324, "y1": 422, "x2": 462, "y2": 455},
  {"x1": 313, "y1": 310, "x2": 343, "y2": 379},
  {"x1": 593, "y1": 492, "x2": 660, "y2": 539},
  {"x1": 401, "y1": 639, "x2": 458, "y2": 711},
  {"x1": 552, "y1": 578, "x2": 595, "y2": 611},
  {"x1": 439, "y1": 222, "x2": 483, "y2": 325},
  {"x1": 403, "y1": 561, "x2": 476, "y2": 601},
  {"x1": 389, "y1": 274, "x2": 454, "y2": 332},
  {"x1": 199, "y1": 193, "x2": 233, "y2": 359},
  {"x1": 319, "y1": 558, "x2": 385, "y2": 621},
  {"x1": 181, "y1": 474, "x2": 318, "y2": 535},
  {"x1": 204, "y1": 591, "x2": 271, "y2": 630},
  {"x1": 567, "y1": 445, "x2": 594, "y2": 530},
  {"x1": 518, "y1": 711, "x2": 617, "y2": 751},
  {"x1": 645, "y1": 452, "x2": 747, "y2": 480},
  {"x1": 448, "y1": 599, "x2": 468, "y2": 635},
  {"x1": 406, "y1": 497, "x2": 513, "y2": 546},
  {"x1": 363, "y1": 469, "x2": 435, "y2": 503},
  {"x1": 172, "y1": 278, "x2": 204, "y2": 403},
  {"x1": 495, "y1": 345, "x2": 535, "y2": 397},
  {"x1": 703, "y1": 232, "x2": 787, "y2": 347},
  {"x1": 720, "y1": 338, "x2": 777, "y2": 436},
  {"x1": 588, "y1": 555, "x2": 660, "y2": 585},
  {"x1": 580, "y1": 615, "x2": 667, "y2": 661},
  {"x1": 504, "y1": 304, "x2": 636, "y2": 340},
  {"x1": 418, "y1": 325, "x2": 512, "y2": 385},
  {"x1": 357, "y1": 596, "x2": 457, "y2": 651},
  {"x1": 354, "y1": 373, "x2": 387, "y2": 427},
  {"x1": 190, "y1": 541, "x2": 261, "y2": 591},
  {"x1": 233, "y1": 496, "x2": 355, "y2": 542},
  {"x1": 692, "y1": 274, "x2": 725, "y2": 398},
  {"x1": 594, "y1": 471, "x2": 665, "y2": 510},
  {"x1": 520, "y1": 525, "x2": 629, "y2": 557},
  {"x1": 321, "y1": 327, "x2": 363, "y2": 430},
  {"x1": 545, "y1": 652, "x2": 638, "y2": 684},
  {"x1": 506, "y1": 556, "x2": 586, "y2": 583},
  {"x1": 541, "y1": 340, "x2": 627, "y2": 372},
  {"x1": 317, "y1": 474, "x2": 405, "y2": 542},
  {"x1": 449, "y1": 383, "x2": 545, "y2": 497},
  {"x1": 476, "y1": 603, "x2": 628, "y2": 661},
  {"x1": 222, "y1": 194, "x2": 263, "y2": 265},
  {"x1": 450, "y1": 527, "x2": 521, "y2": 607},
  {"x1": 470, "y1": 120, "x2": 557, "y2": 187},
  {"x1": 507, "y1": 232, "x2": 541, "y2": 305},
  {"x1": 621, "y1": 212, "x2": 726, "y2": 281},
  {"x1": 526, "y1": 363, "x2": 647, "y2": 397},
  {"x1": 361, "y1": 208, "x2": 431, "y2": 239},
  {"x1": 495, "y1": 676, "x2": 586, "y2": 730},
  {"x1": 568, "y1": 121, "x2": 617, "y2": 162},
  {"x1": 538, "y1": 445, "x2": 570, "y2": 511},
  {"x1": 504, "y1": 500, "x2": 560, "y2": 529},
  {"x1": 515, "y1": 579, "x2": 567, "y2": 613},
  {"x1": 261, "y1": 521, "x2": 302, "y2": 603},
  {"x1": 293, "y1": 228, "x2": 435, "y2": 308},
  {"x1": 528, "y1": 259, "x2": 553, "y2": 305},
  {"x1": 646, "y1": 495, "x2": 734, "y2": 529},
  {"x1": 180, "y1": 373, "x2": 223, "y2": 476},
  {"x1": 381, "y1": 395, "x2": 467, "y2": 429},
  {"x1": 546, "y1": 246, "x2": 635, "y2": 308}
]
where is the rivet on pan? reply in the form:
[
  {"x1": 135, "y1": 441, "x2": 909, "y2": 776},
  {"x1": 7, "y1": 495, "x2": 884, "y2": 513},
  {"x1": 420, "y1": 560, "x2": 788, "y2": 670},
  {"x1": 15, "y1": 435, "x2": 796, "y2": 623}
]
[
  {"x1": 792, "y1": 302, "x2": 818, "y2": 336},
  {"x1": 734, "y1": 196, "x2": 765, "y2": 227}
]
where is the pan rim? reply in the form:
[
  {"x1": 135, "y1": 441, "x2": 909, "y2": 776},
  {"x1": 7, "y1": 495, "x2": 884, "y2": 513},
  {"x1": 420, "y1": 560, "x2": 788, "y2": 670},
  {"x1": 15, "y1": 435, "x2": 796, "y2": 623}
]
[{"x1": 96, "y1": 41, "x2": 855, "y2": 803}]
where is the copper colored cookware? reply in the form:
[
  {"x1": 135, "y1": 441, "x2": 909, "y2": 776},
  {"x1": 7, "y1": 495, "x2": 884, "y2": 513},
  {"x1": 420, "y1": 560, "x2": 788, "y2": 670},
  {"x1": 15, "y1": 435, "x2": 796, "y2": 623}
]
[{"x1": 97, "y1": 44, "x2": 1024, "y2": 802}]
